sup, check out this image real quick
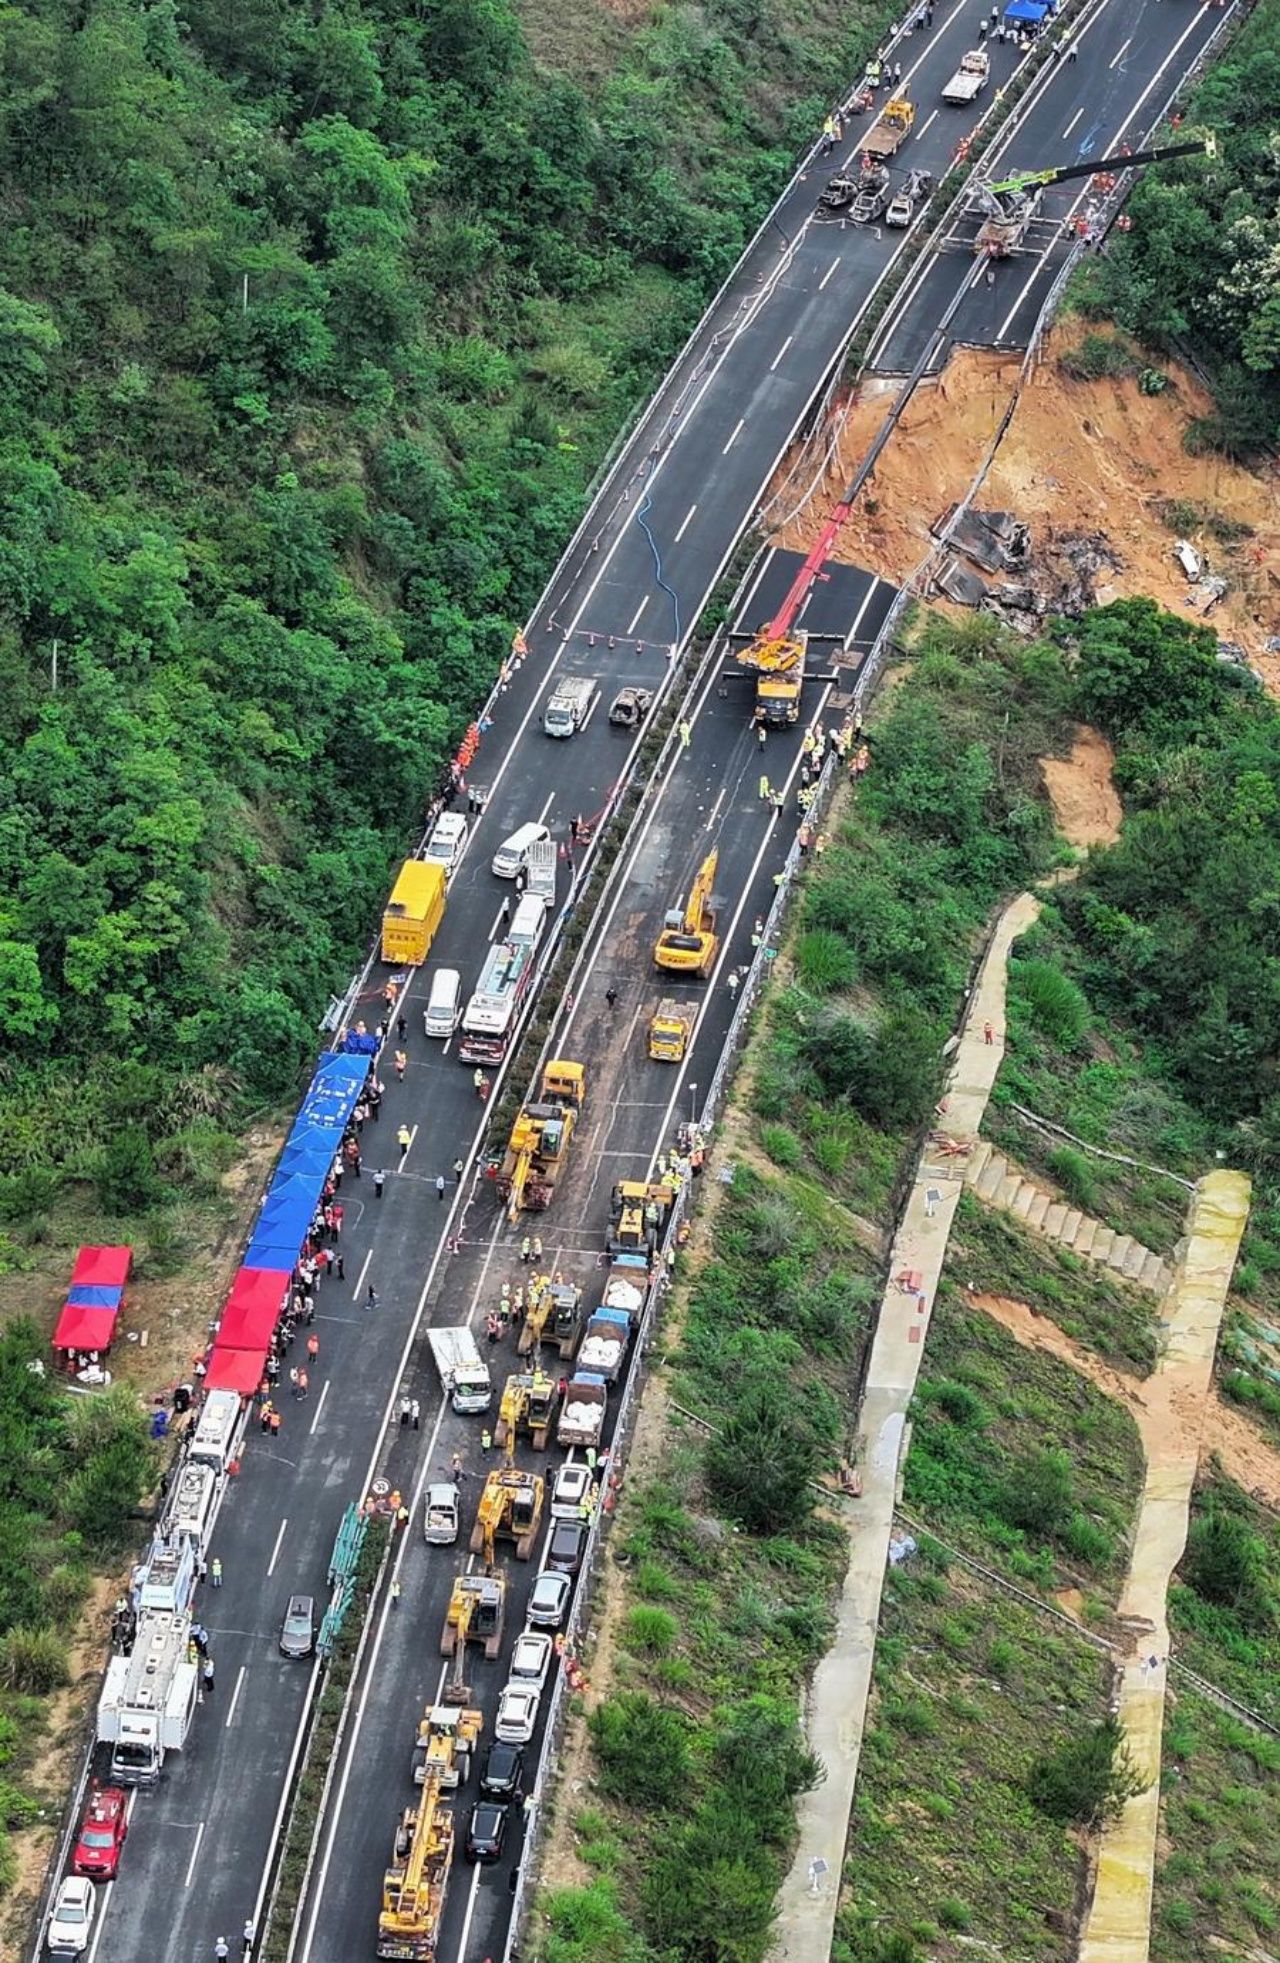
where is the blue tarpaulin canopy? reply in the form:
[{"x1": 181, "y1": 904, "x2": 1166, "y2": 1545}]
[
  {"x1": 1004, "y1": 0, "x2": 1049, "y2": 20},
  {"x1": 241, "y1": 1050, "x2": 367, "y2": 1275}
]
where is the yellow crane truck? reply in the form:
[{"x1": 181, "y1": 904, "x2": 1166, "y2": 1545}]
[
  {"x1": 654, "y1": 851, "x2": 718, "y2": 976},
  {"x1": 377, "y1": 1763, "x2": 453, "y2": 1960},
  {"x1": 735, "y1": 629, "x2": 808, "y2": 726},
  {"x1": 410, "y1": 1703, "x2": 482, "y2": 1789}
]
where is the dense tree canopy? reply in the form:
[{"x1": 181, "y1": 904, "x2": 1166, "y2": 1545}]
[
  {"x1": 0, "y1": 0, "x2": 870, "y2": 1183},
  {"x1": 1084, "y1": 0, "x2": 1280, "y2": 451}
]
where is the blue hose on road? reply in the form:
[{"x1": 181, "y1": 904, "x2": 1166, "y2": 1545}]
[{"x1": 636, "y1": 491, "x2": 682, "y2": 649}]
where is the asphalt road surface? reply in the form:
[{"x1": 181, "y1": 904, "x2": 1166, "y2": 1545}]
[
  {"x1": 870, "y1": 0, "x2": 1229, "y2": 372},
  {"x1": 70, "y1": 1, "x2": 1223, "y2": 1957},
  {"x1": 293, "y1": 600, "x2": 867, "y2": 1963}
]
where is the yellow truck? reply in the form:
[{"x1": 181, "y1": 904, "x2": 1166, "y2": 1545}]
[
  {"x1": 736, "y1": 630, "x2": 807, "y2": 726},
  {"x1": 648, "y1": 999, "x2": 696, "y2": 1062},
  {"x1": 381, "y1": 860, "x2": 447, "y2": 966}
]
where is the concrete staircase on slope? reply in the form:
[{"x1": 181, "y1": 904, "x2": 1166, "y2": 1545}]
[{"x1": 964, "y1": 1140, "x2": 1173, "y2": 1296}]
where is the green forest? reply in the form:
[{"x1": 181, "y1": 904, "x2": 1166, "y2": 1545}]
[
  {"x1": 1082, "y1": 0, "x2": 1280, "y2": 452},
  {"x1": 0, "y1": 0, "x2": 873, "y2": 1209}
]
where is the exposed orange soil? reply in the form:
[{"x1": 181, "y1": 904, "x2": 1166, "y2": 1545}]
[{"x1": 1041, "y1": 725, "x2": 1123, "y2": 848}]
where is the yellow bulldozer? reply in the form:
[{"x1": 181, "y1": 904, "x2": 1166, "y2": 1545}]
[
  {"x1": 411, "y1": 1701, "x2": 482, "y2": 1789},
  {"x1": 735, "y1": 628, "x2": 807, "y2": 727},
  {"x1": 494, "y1": 1060, "x2": 586, "y2": 1221},
  {"x1": 493, "y1": 1369, "x2": 559, "y2": 1450},
  {"x1": 470, "y1": 1466, "x2": 545, "y2": 1562},
  {"x1": 517, "y1": 1277, "x2": 583, "y2": 1358},
  {"x1": 377, "y1": 1766, "x2": 453, "y2": 1960},
  {"x1": 654, "y1": 851, "x2": 718, "y2": 976},
  {"x1": 606, "y1": 1177, "x2": 676, "y2": 1256}
]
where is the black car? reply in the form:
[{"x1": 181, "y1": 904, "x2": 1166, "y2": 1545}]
[
  {"x1": 546, "y1": 1518, "x2": 587, "y2": 1575},
  {"x1": 465, "y1": 1800, "x2": 510, "y2": 1865},
  {"x1": 479, "y1": 1740, "x2": 525, "y2": 1801}
]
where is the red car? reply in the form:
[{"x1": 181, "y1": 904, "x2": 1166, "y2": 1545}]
[{"x1": 72, "y1": 1785, "x2": 128, "y2": 1879}]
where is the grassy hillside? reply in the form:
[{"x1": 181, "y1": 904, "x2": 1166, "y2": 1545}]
[{"x1": 0, "y1": 0, "x2": 886, "y2": 1228}]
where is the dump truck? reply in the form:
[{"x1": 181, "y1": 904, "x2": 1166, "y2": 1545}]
[
  {"x1": 735, "y1": 628, "x2": 806, "y2": 725},
  {"x1": 411, "y1": 1702, "x2": 482, "y2": 1789},
  {"x1": 493, "y1": 1370, "x2": 559, "y2": 1450},
  {"x1": 378, "y1": 1770, "x2": 453, "y2": 1960},
  {"x1": 492, "y1": 1060, "x2": 585, "y2": 1221},
  {"x1": 517, "y1": 1278, "x2": 583, "y2": 1359},
  {"x1": 602, "y1": 1253, "x2": 650, "y2": 1324},
  {"x1": 942, "y1": 49, "x2": 989, "y2": 103},
  {"x1": 577, "y1": 1307, "x2": 631, "y2": 1384},
  {"x1": 542, "y1": 676, "x2": 599, "y2": 738},
  {"x1": 607, "y1": 1178, "x2": 675, "y2": 1256},
  {"x1": 381, "y1": 860, "x2": 447, "y2": 967},
  {"x1": 654, "y1": 851, "x2": 718, "y2": 976},
  {"x1": 440, "y1": 1573, "x2": 506, "y2": 1665},
  {"x1": 470, "y1": 1467, "x2": 545, "y2": 1562},
  {"x1": 858, "y1": 96, "x2": 914, "y2": 158},
  {"x1": 557, "y1": 1373, "x2": 608, "y2": 1451},
  {"x1": 427, "y1": 1327, "x2": 492, "y2": 1414},
  {"x1": 648, "y1": 998, "x2": 696, "y2": 1062}
]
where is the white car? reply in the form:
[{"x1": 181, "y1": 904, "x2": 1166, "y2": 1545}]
[
  {"x1": 526, "y1": 1571, "x2": 571, "y2": 1628},
  {"x1": 508, "y1": 1632, "x2": 553, "y2": 1694},
  {"x1": 494, "y1": 1683, "x2": 540, "y2": 1744},
  {"x1": 48, "y1": 1877, "x2": 95, "y2": 1955},
  {"x1": 550, "y1": 1462, "x2": 593, "y2": 1521}
]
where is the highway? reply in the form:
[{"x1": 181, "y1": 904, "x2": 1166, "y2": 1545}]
[
  {"x1": 61, "y1": 0, "x2": 1230, "y2": 1957},
  {"x1": 870, "y1": 0, "x2": 1230, "y2": 371}
]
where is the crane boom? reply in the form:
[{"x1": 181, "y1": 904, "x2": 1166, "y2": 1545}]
[{"x1": 987, "y1": 132, "x2": 1214, "y2": 199}]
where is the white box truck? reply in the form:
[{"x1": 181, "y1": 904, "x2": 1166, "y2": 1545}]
[
  {"x1": 542, "y1": 677, "x2": 599, "y2": 737},
  {"x1": 97, "y1": 1610, "x2": 199, "y2": 1786},
  {"x1": 428, "y1": 1327, "x2": 493, "y2": 1413}
]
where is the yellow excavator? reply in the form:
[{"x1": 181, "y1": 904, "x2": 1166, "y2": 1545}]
[
  {"x1": 493, "y1": 1060, "x2": 586, "y2": 1221},
  {"x1": 493, "y1": 1370, "x2": 558, "y2": 1450},
  {"x1": 607, "y1": 1177, "x2": 676, "y2": 1256},
  {"x1": 736, "y1": 628, "x2": 808, "y2": 726},
  {"x1": 654, "y1": 851, "x2": 719, "y2": 976},
  {"x1": 470, "y1": 1466, "x2": 545, "y2": 1562},
  {"x1": 411, "y1": 1702, "x2": 483, "y2": 1788},
  {"x1": 377, "y1": 1761, "x2": 453, "y2": 1961},
  {"x1": 518, "y1": 1277, "x2": 582, "y2": 1358}
]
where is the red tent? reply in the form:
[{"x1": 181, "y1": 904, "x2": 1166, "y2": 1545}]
[
  {"x1": 203, "y1": 1345, "x2": 267, "y2": 1396},
  {"x1": 52, "y1": 1303, "x2": 118, "y2": 1353},
  {"x1": 217, "y1": 1269, "x2": 286, "y2": 1352},
  {"x1": 70, "y1": 1246, "x2": 132, "y2": 1289}
]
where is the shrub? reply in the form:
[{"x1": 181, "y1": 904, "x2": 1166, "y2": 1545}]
[
  {"x1": 623, "y1": 1606, "x2": 678, "y2": 1655},
  {"x1": 1028, "y1": 1716, "x2": 1148, "y2": 1826},
  {"x1": 705, "y1": 1373, "x2": 825, "y2": 1536},
  {"x1": 589, "y1": 1692, "x2": 693, "y2": 1809},
  {"x1": 760, "y1": 1124, "x2": 802, "y2": 1169},
  {"x1": 1047, "y1": 1145, "x2": 1098, "y2": 1211},
  {"x1": 1014, "y1": 959, "x2": 1089, "y2": 1046},
  {"x1": 1183, "y1": 1504, "x2": 1275, "y2": 1627},
  {"x1": 937, "y1": 1898, "x2": 972, "y2": 1931},
  {"x1": 998, "y1": 1448, "x2": 1075, "y2": 1537},
  {"x1": 795, "y1": 928, "x2": 856, "y2": 994},
  {"x1": 0, "y1": 1627, "x2": 70, "y2": 1694},
  {"x1": 1058, "y1": 333, "x2": 1139, "y2": 381}
]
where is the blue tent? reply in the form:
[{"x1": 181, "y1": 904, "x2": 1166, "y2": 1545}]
[
  {"x1": 1004, "y1": 0, "x2": 1049, "y2": 18},
  {"x1": 240, "y1": 1050, "x2": 368, "y2": 1274}
]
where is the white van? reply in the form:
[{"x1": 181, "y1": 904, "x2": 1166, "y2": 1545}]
[
  {"x1": 423, "y1": 967, "x2": 462, "y2": 1039},
  {"x1": 189, "y1": 1388, "x2": 243, "y2": 1471},
  {"x1": 491, "y1": 822, "x2": 550, "y2": 880},
  {"x1": 423, "y1": 812, "x2": 468, "y2": 871}
]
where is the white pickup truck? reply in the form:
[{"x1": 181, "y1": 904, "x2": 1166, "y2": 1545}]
[{"x1": 942, "y1": 49, "x2": 989, "y2": 103}]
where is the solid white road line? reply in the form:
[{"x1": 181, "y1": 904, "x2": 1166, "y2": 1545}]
[
  {"x1": 1109, "y1": 33, "x2": 1132, "y2": 67},
  {"x1": 225, "y1": 1666, "x2": 247, "y2": 1730},
  {"x1": 626, "y1": 595, "x2": 649, "y2": 633},
  {"x1": 674, "y1": 503, "x2": 698, "y2": 543},
  {"x1": 722, "y1": 418, "x2": 745, "y2": 453},
  {"x1": 818, "y1": 258, "x2": 841, "y2": 292},
  {"x1": 267, "y1": 1517, "x2": 288, "y2": 1579},
  {"x1": 183, "y1": 1821, "x2": 206, "y2": 1888},
  {"x1": 308, "y1": 1379, "x2": 330, "y2": 1436},
  {"x1": 1063, "y1": 106, "x2": 1085, "y2": 137},
  {"x1": 769, "y1": 334, "x2": 794, "y2": 373},
  {"x1": 350, "y1": 1250, "x2": 372, "y2": 1304},
  {"x1": 915, "y1": 107, "x2": 939, "y2": 142}
]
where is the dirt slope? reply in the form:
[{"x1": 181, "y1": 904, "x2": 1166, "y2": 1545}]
[
  {"x1": 773, "y1": 326, "x2": 1280, "y2": 683},
  {"x1": 1042, "y1": 725, "x2": 1123, "y2": 848}
]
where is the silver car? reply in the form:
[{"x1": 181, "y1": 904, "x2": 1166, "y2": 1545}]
[{"x1": 279, "y1": 1594, "x2": 316, "y2": 1659}]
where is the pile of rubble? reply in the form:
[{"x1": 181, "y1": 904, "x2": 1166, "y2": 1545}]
[{"x1": 931, "y1": 505, "x2": 1125, "y2": 625}]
